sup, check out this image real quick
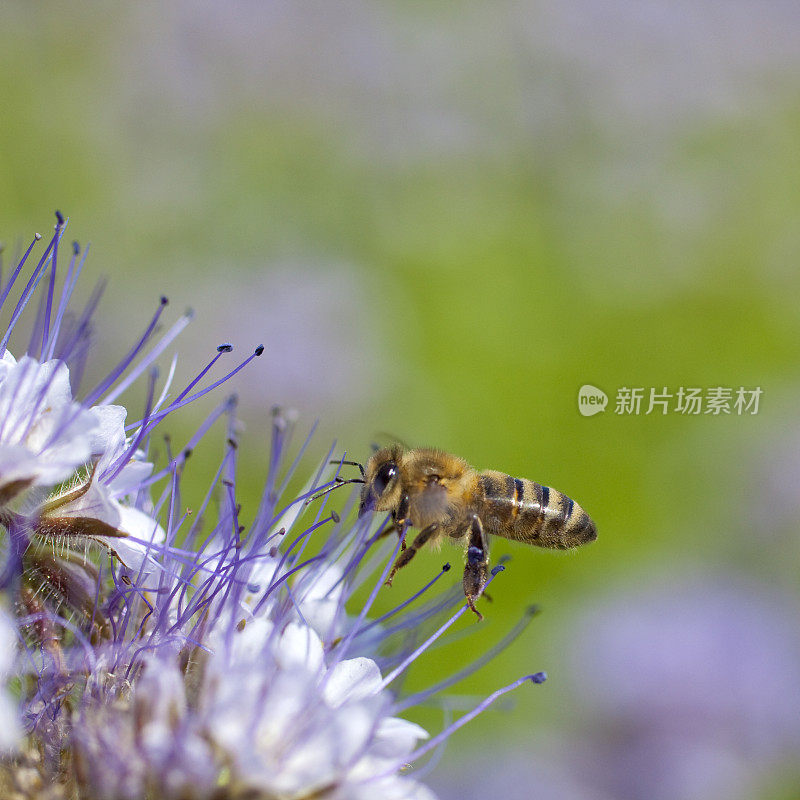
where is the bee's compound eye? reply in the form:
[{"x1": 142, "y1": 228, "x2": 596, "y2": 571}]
[{"x1": 374, "y1": 463, "x2": 397, "y2": 496}]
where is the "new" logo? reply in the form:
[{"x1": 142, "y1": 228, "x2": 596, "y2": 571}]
[{"x1": 578, "y1": 385, "x2": 607, "y2": 416}]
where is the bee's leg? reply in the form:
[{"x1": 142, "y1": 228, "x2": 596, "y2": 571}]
[
  {"x1": 395, "y1": 494, "x2": 410, "y2": 523},
  {"x1": 376, "y1": 495, "x2": 411, "y2": 549},
  {"x1": 385, "y1": 522, "x2": 439, "y2": 587},
  {"x1": 394, "y1": 495, "x2": 410, "y2": 552},
  {"x1": 463, "y1": 515, "x2": 489, "y2": 621}
]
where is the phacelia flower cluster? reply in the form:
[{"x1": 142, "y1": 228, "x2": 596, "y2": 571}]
[{"x1": 0, "y1": 214, "x2": 544, "y2": 800}]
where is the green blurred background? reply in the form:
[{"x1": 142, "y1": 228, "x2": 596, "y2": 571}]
[{"x1": 3, "y1": 3, "x2": 800, "y2": 798}]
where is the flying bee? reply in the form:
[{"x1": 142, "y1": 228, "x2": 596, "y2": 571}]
[{"x1": 337, "y1": 446, "x2": 597, "y2": 620}]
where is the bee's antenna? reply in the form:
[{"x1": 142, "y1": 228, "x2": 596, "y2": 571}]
[
  {"x1": 305, "y1": 476, "x2": 364, "y2": 506},
  {"x1": 329, "y1": 459, "x2": 365, "y2": 478}
]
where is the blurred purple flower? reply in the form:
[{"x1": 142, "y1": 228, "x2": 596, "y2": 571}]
[
  {"x1": 187, "y1": 263, "x2": 383, "y2": 418},
  {"x1": 566, "y1": 572, "x2": 800, "y2": 800},
  {"x1": 432, "y1": 571, "x2": 800, "y2": 800}
]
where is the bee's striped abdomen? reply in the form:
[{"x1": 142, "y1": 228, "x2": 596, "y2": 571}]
[{"x1": 479, "y1": 470, "x2": 596, "y2": 549}]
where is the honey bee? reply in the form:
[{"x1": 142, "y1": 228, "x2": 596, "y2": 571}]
[{"x1": 349, "y1": 446, "x2": 597, "y2": 620}]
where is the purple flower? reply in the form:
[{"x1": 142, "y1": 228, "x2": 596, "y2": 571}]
[
  {"x1": 0, "y1": 214, "x2": 262, "y2": 586},
  {"x1": 567, "y1": 571, "x2": 800, "y2": 800},
  {"x1": 61, "y1": 405, "x2": 542, "y2": 800},
  {"x1": 1, "y1": 214, "x2": 545, "y2": 799},
  {"x1": 430, "y1": 572, "x2": 800, "y2": 800}
]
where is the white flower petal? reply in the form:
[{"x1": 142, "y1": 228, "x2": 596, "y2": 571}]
[
  {"x1": 372, "y1": 716, "x2": 429, "y2": 758},
  {"x1": 275, "y1": 622, "x2": 325, "y2": 674},
  {"x1": 0, "y1": 608, "x2": 21, "y2": 752},
  {"x1": 296, "y1": 562, "x2": 346, "y2": 639},
  {"x1": 347, "y1": 775, "x2": 440, "y2": 800},
  {"x1": 87, "y1": 404, "x2": 127, "y2": 460},
  {"x1": 107, "y1": 459, "x2": 154, "y2": 497},
  {"x1": 228, "y1": 617, "x2": 275, "y2": 663},
  {"x1": 103, "y1": 505, "x2": 166, "y2": 571},
  {"x1": 324, "y1": 657, "x2": 383, "y2": 708},
  {"x1": 0, "y1": 350, "x2": 17, "y2": 380},
  {"x1": 0, "y1": 356, "x2": 98, "y2": 495}
]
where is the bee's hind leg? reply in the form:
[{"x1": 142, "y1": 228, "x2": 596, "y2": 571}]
[
  {"x1": 385, "y1": 522, "x2": 439, "y2": 587},
  {"x1": 463, "y1": 515, "x2": 489, "y2": 621}
]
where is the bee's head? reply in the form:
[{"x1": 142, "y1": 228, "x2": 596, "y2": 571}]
[{"x1": 359, "y1": 447, "x2": 403, "y2": 517}]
